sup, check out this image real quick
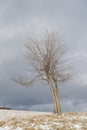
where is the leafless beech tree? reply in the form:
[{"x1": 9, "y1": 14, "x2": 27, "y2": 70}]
[{"x1": 13, "y1": 30, "x2": 71, "y2": 115}]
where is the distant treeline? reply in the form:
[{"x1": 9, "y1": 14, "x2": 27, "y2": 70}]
[{"x1": 0, "y1": 106, "x2": 11, "y2": 110}]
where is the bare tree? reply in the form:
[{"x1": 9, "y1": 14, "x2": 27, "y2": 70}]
[{"x1": 13, "y1": 30, "x2": 71, "y2": 115}]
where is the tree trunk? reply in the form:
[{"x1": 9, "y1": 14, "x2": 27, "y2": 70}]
[
  {"x1": 48, "y1": 77, "x2": 57, "y2": 113},
  {"x1": 54, "y1": 81, "x2": 62, "y2": 115},
  {"x1": 48, "y1": 74, "x2": 62, "y2": 115}
]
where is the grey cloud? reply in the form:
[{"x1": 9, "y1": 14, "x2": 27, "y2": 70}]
[
  {"x1": 0, "y1": 0, "x2": 87, "y2": 112},
  {"x1": 0, "y1": 79, "x2": 52, "y2": 107},
  {"x1": 9, "y1": 99, "x2": 87, "y2": 112},
  {"x1": 60, "y1": 84, "x2": 87, "y2": 100},
  {"x1": 0, "y1": 0, "x2": 45, "y2": 27},
  {"x1": 61, "y1": 99, "x2": 87, "y2": 112}
]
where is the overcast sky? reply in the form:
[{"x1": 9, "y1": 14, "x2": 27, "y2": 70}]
[{"x1": 0, "y1": 0, "x2": 87, "y2": 112}]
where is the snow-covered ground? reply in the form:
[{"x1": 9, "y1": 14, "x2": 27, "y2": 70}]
[{"x1": 0, "y1": 110, "x2": 87, "y2": 130}]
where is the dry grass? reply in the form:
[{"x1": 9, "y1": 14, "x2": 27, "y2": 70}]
[
  {"x1": 0, "y1": 121, "x2": 5, "y2": 127},
  {"x1": 0, "y1": 110, "x2": 87, "y2": 130}
]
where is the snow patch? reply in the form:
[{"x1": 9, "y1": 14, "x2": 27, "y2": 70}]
[
  {"x1": 73, "y1": 124, "x2": 81, "y2": 129},
  {"x1": 0, "y1": 127, "x2": 22, "y2": 130}
]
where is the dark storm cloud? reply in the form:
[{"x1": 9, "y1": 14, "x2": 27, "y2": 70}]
[{"x1": 0, "y1": 0, "x2": 87, "y2": 112}]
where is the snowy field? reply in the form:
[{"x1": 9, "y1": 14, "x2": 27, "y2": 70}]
[{"x1": 0, "y1": 110, "x2": 87, "y2": 130}]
